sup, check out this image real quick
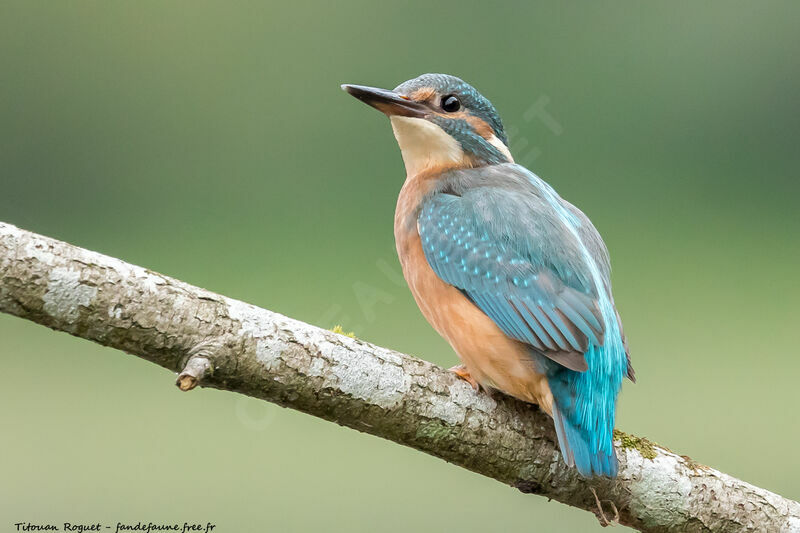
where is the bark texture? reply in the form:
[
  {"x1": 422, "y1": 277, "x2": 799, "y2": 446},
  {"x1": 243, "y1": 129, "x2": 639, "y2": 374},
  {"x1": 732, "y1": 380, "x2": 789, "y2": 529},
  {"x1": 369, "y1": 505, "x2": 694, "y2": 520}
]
[{"x1": 1, "y1": 221, "x2": 798, "y2": 532}]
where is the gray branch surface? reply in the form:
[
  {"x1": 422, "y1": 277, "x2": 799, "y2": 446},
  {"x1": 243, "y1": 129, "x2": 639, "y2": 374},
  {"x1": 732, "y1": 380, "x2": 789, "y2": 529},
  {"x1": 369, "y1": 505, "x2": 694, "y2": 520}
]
[{"x1": 1, "y1": 221, "x2": 797, "y2": 532}]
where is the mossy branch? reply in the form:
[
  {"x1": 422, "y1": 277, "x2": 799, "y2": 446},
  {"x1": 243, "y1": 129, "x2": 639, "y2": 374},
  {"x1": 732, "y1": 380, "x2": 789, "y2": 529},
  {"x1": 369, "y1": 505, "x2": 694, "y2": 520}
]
[{"x1": 1, "y1": 221, "x2": 798, "y2": 532}]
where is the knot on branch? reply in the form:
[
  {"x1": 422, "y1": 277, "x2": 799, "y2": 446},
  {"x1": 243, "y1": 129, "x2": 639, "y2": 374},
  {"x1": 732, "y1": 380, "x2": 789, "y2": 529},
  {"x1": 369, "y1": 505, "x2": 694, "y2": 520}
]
[{"x1": 176, "y1": 339, "x2": 221, "y2": 391}]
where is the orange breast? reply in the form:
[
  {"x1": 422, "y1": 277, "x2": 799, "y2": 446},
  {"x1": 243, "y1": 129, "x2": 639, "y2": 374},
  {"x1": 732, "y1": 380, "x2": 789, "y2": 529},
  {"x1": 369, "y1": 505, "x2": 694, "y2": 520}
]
[{"x1": 394, "y1": 176, "x2": 553, "y2": 413}]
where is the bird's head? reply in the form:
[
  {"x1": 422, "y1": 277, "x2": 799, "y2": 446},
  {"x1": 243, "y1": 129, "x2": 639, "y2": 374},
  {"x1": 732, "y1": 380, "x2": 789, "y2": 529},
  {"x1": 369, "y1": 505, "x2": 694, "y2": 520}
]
[{"x1": 342, "y1": 73, "x2": 513, "y2": 176}]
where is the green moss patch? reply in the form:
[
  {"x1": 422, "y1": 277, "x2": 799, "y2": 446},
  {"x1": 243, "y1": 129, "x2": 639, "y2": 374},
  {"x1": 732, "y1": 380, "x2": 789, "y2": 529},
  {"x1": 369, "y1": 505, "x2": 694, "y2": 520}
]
[
  {"x1": 614, "y1": 429, "x2": 659, "y2": 460},
  {"x1": 330, "y1": 325, "x2": 356, "y2": 338}
]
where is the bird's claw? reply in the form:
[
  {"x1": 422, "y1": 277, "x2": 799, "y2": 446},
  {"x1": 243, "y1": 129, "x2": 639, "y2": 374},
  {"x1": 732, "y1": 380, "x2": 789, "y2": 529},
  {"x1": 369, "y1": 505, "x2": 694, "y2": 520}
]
[{"x1": 449, "y1": 364, "x2": 481, "y2": 391}]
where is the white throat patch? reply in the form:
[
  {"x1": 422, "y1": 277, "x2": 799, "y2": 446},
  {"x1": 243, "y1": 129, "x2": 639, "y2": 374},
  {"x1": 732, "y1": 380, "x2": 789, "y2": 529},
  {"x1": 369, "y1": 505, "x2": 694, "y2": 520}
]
[
  {"x1": 389, "y1": 116, "x2": 465, "y2": 177},
  {"x1": 487, "y1": 134, "x2": 514, "y2": 163}
]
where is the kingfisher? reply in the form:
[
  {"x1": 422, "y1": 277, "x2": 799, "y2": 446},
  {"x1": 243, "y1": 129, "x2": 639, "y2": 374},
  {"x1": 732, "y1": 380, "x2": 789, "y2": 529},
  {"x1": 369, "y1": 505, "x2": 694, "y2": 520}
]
[{"x1": 342, "y1": 74, "x2": 634, "y2": 477}]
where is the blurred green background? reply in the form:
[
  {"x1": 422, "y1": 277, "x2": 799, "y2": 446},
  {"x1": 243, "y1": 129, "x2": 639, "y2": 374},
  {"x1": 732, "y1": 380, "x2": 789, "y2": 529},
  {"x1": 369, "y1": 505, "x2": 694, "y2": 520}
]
[{"x1": 2, "y1": 2, "x2": 799, "y2": 531}]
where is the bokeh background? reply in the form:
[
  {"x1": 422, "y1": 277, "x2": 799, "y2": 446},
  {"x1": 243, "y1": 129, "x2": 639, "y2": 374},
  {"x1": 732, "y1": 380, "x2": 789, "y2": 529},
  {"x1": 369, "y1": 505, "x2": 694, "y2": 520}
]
[{"x1": 2, "y1": 2, "x2": 799, "y2": 531}]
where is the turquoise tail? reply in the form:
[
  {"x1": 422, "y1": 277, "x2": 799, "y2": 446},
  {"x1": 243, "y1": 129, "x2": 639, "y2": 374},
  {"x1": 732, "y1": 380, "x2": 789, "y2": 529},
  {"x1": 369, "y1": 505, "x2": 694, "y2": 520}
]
[{"x1": 552, "y1": 403, "x2": 618, "y2": 477}]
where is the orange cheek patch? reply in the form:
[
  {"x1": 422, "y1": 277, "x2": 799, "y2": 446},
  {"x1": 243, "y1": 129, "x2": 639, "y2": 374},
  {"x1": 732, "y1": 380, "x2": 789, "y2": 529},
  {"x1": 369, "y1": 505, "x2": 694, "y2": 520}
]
[
  {"x1": 465, "y1": 116, "x2": 494, "y2": 139},
  {"x1": 409, "y1": 87, "x2": 437, "y2": 102},
  {"x1": 431, "y1": 111, "x2": 495, "y2": 141}
]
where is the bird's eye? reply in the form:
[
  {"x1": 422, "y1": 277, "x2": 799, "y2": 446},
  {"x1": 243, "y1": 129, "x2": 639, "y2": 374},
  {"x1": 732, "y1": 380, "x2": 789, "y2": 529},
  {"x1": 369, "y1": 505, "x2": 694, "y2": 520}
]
[{"x1": 441, "y1": 95, "x2": 461, "y2": 113}]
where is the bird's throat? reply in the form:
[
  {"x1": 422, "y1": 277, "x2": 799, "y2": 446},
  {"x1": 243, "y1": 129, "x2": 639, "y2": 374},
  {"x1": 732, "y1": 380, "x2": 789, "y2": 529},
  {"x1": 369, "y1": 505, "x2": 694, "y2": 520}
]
[{"x1": 390, "y1": 116, "x2": 468, "y2": 178}]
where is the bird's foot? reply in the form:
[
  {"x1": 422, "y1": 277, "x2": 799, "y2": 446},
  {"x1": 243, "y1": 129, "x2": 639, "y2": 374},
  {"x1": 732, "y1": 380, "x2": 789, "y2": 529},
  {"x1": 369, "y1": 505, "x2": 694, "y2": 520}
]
[{"x1": 449, "y1": 364, "x2": 481, "y2": 391}]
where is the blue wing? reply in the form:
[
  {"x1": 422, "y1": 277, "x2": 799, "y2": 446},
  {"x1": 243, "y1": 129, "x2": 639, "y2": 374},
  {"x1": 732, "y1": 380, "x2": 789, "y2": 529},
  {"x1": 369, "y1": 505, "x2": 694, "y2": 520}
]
[
  {"x1": 418, "y1": 181, "x2": 606, "y2": 371},
  {"x1": 418, "y1": 163, "x2": 631, "y2": 477}
]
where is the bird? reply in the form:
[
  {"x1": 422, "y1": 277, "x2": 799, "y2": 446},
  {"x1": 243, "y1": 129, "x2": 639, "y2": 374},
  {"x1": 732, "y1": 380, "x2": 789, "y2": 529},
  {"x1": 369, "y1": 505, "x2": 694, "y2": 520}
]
[{"x1": 342, "y1": 74, "x2": 634, "y2": 477}]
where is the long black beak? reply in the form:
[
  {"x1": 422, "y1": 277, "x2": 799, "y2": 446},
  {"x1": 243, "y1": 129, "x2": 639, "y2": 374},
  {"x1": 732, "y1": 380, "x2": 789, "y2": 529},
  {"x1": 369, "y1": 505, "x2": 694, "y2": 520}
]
[{"x1": 341, "y1": 84, "x2": 429, "y2": 118}]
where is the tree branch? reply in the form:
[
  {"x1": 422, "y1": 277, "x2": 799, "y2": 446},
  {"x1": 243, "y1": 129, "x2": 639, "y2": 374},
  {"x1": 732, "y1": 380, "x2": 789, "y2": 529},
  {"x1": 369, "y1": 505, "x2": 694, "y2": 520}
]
[{"x1": 1, "y1": 221, "x2": 797, "y2": 532}]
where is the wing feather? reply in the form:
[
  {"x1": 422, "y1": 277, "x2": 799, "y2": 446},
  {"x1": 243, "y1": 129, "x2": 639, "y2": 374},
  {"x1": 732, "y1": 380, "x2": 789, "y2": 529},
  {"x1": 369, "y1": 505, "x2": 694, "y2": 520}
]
[{"x1": 418, "y1": 184, "x2": 607, "y2": 371}]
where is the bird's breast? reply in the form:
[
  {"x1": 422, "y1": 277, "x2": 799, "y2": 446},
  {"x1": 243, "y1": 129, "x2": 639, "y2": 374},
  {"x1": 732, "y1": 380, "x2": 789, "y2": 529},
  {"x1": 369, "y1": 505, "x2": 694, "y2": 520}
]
[{"x1": 394, "y1": 176, "x2": 553, "y2": 412}]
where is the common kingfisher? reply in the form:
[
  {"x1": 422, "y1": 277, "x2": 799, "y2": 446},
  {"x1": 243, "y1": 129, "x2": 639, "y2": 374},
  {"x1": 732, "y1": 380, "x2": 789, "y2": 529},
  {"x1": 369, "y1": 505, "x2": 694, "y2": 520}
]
[{"x1": 342, "y1": 74, "x2": 634, "y2": 477}]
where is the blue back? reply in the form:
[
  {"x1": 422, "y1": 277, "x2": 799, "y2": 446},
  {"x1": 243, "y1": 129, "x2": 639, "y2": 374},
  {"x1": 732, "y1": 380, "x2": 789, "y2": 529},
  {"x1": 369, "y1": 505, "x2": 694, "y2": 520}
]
[{"x1": 418, "y1": 163, "x2": 632, "y2": 476}]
